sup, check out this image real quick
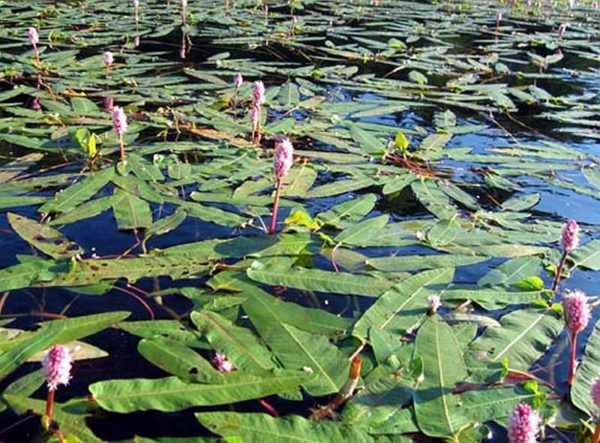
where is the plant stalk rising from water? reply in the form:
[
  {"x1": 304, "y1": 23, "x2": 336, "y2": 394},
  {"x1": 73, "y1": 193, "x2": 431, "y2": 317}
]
[
  {"x1": 112, "y1": 106, "x2": 128, "y2": 161},
  {"x1": 270, "y1": 137, "x2": 294, "y2": 234},
  {"x1": 553, "y1": 219, "x2": 579, "y2": 292},
  {"x1": 591, "y1": 379, "x2": 600, "y2": 443},
  {"x1": 42, "y1": 345, "x2": 72, "y2": 425},
  {"x1": 563, "y1": 289, "x2": 590, "y2": 386}
]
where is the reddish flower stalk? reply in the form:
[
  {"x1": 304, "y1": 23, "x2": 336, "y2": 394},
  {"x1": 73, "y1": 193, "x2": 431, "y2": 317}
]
[
  {"x1": 563, "y1": 290, "x2": 590, "y2": 386},
  {"x1": 270, "y1": 137, "x2": 293, "y2": 234},
  {"x1": 552, "y1": 220, "x2": 579, "y2": 293},
  {"x1": 28, "y1": 27, "x2": 41, "y2": 69},
  {"x1": 181, "y1": 0, "x2": 187, "y2": 25},
  {"x1": 112, "y1": 106, "x2": 128, "y2": 161},
  {"x1": 496, "y1": 12, "x2": 502, "y2": 33},
  {"x1": 507, "y1": 403, "x2": 539, "y2": 443},
  {"x1": 42, "y1": 345, "x2": 72, "y2": 424},
  {"x1": 591, "y1": 379, "x2": 600, "y2": 443}
]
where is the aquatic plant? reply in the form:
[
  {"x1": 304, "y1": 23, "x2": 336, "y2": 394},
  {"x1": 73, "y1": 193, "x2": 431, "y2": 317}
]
[{"x1": 42, "y1": 345, "x2": 72, "y2": 425}]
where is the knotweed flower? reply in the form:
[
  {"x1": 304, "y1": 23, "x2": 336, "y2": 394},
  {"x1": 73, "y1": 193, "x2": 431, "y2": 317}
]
[
  {"x1": 234, "y1": 73, "x2": 243, "y2": 89},
  {"x1": 270, "y1": 137, "x2": 294, "y2": 234},
  {"x1": 103, "y1": 51, "x2": 114, "y2": 67},
  {"x1": 427, "y1": 295, "x2": 441, "y2": 316},
  {"x1": 273, "y1": 137, "x2": 294, "y2": 181},
  {"x1": 212, "y1": 352, "x2": 235, "y2": 372},
  {"x1": 28, "y1": 27, "x2": 39, "y2": 45},
  {"x1": 553, "y1": 219, "x2": 580, "y2": 292},
  {"x1": 42, "y1": 345, "x2": 72, "y2": 424},
  {"x1": 507, "y1": 403, "x2": 539, "y2": 443},
  {"x1": 564, "y1": 290, "x2": 590, "y2": 335},
  {"x1": 43, "y1": 345, "x2": 72, "y2": 390},
  {"x1": 563, "y1": 290, "x2": 590, "y2": 386},
  {"x1": 28, "y1": 27, "x2": 41, "y2": 67},
  {"x1": 104, "y1": 96, "x2": 114, "y2": 111},
  {"x1": 561, "y1": 220, "x2": 580, "y2": 254},
  {"x1": 559, "y1": 24, "x2": 567, "y2": 38},
  {"x1": 112, "y1": 106, "x2": 128, "y2": 161},
  {"x1": 253, "y1": 80, "x2": 265, "y2": 106}
]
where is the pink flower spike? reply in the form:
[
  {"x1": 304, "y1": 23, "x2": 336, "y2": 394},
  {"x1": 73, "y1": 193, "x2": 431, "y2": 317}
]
[
  {"x1": 28, "y1": 27, "x2": 39, "y2": 45},
  {"x1": 103, "y1": 51, "x2": 114, "y2": 67},
  {"x1": 181, "y1": 0, "x2": 187, "y2": 7},
  {"x1": 560, "y1": 220, "x2": 580, "y2": 254},
  {"x1": 427, "y1": 295, "x2": 441, "y2": 315},
  {"x1": 212, "y1": 352, "x2": 235, "y2": 372},
  {"x1": 507, "y1": 403, "x2": 539, "y2": 443},
  {"x1": 112, "y1": 106, "x2": 128, "y2": 137},
  {"x1": 234, "y1": 73, "x2": 243, "y2": 88},
  {"x1": 42, "y1": 345, "x2": 72, "y2": 391},
  {"x1": 563, "y1": 289, "x2": 590, "y2": 335},
  {"x1": 591, "y1": 379, "x2": 600, "y2": 409},
  {"x1": 253, "y1": 80, "x2": 265, "y2": 106},
  {"x1": 134, "y1": 0, "x2": 139, "y2": 8},
  {"x1": 273, "y1": 137, "x2": 294, "y2": 181},
  {"x1": 104, "y1": 96, "x2": 114, "y2": 111}
]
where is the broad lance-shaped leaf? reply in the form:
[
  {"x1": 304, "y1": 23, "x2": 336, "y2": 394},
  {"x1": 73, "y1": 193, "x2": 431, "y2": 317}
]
[
  {"x1": 477, "y1": 256, "x2": 542, "y2": 287},
  {"x1": 7, "y1": 213, "x2": 83, "y2": 259},
  {"x1": 239, "y1": 280, "x2": 351, "y2": 336},
  {"x1": 191, "y1": 310, "x2": 277, "y2": 371},
  {"x1": 414, "y1": 316, "x2": 470, "y2": 440},
  {"x1": 281, "y1": 163, "x2": 317, "y2": 197},
  {"x1": 411, "y1": 179, "x2": 458, "y2": 220},
  {"x1": 316, "y1": 193, "x2": 376, "y2": 229},
  {"x1": 38, "y1": 166, "x2": 115, "y2": 214},
  {"x1": 367, "y1": 254, "x2": 486, "y2": 272},
  {"x1": 197, "y1": 412, "x2": 375, "y2": 443},
  {"x1": 353, "y1": 268, "x2": 455, "y2": 341},
  {"x1": 239, "y1": 281, "x2": 349, "y2": 396},
  {"x1": 572, "y1": 239, "x2": 600, "y2": 271},
  {"x1": 112, "y1": 188, "x2": 153, "y2": 230},
  {"x1": 90, "y1": 370, "x2": 312, "y2": 413},
  {"x1": 467, "y1": 308, "x2": 562, "y2": 372},
  {"x1": 456, "y1": 385, "x2": 540, "y2": 423},
  {"x1": 572, "y1": 317, "x2": 600, "y2": 416},
  {"x1": 138, "y1": 337, "x2": 223, "y2": 383},
  {"x1": 247, "y1": 261, "x2": 393, "y2": 297},
  {"x1": 334, "y1": 214, "x2": 389, "y2": 246}
]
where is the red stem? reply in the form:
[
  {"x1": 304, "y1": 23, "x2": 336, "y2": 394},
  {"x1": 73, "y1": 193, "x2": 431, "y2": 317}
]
[
  {"x1": 552, "y1": 251, "x2": 568, "y2": 293},
  {"x1": 45, "y1": 388, "x2": 55, "y2": 424},
  {"x1": 568, "y1": 332, "x2": 578, "y2": 386},
  {"x1": 592, "y1": 421, "x2": 600, "y2": 443},
  {"x1": 258, "y1": 399, "x2": 280, "y2": 417},
  {"x1": 269, "y1": 179, "x2": 282, "y2": 234}
]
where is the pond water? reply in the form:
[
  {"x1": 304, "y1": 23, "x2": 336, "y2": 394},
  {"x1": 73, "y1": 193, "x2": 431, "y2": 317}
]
[{"x1": 0, "y1": 0, "x2": 599, "y2": 442}]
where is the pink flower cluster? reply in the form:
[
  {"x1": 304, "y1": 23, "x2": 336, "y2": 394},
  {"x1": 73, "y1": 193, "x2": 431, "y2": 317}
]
[
  {"x1": 273, "y1": 137, "x2": 294, "y2": 180},
  {"x1": 28, "y1": 27, "x2": 39, "y2": 45},
  {"x1": 234, "y1": 73, "x2": 243, "y2": 88},
  {"x1": 507, "y1": 403, "x2": 539, "y2": 443},
  {"x1": 42, "y1": 345, "x2": 72, "y2": 391},
  {"x1": 212, "y1": 352, "x2": 235, "y2": 372},
  {"x1": 112, "y1": 106, "x2": 128, "y2": 137},
  {"x1": 103, "y1": 51, "x2": 114, "y2": 67},
  {"x1": 253, "y1": 80, "x2": 265, "y2": 106},
  {"x1": 563, "y1": 289, "x2": 590, "y2": 335},
  {"x1": 560, "y1": 219, "x2": 579, "y2": 253}
]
